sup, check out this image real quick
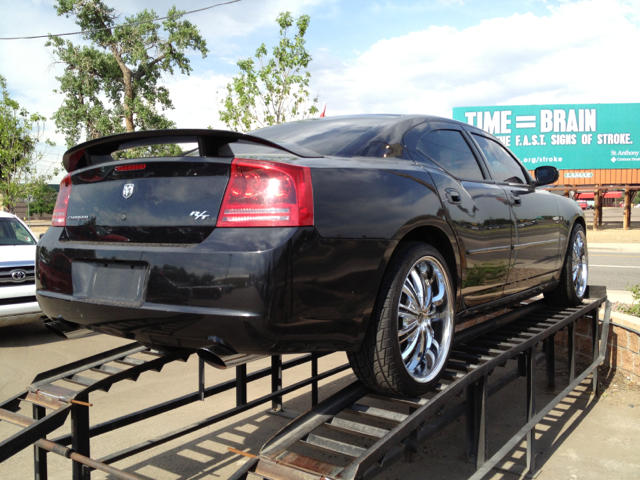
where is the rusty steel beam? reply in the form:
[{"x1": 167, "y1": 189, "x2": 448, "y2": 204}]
[{"x1": 34, "y1": 439, "x2": 144, "y2": 480}]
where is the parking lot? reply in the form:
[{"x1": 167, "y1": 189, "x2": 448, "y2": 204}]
[
  {"x1": 1, "y1": 316, "x2": 639, "y2": 480},
  {"x1": 3, "y1": 211, "x2": 640, "y2": 479}
]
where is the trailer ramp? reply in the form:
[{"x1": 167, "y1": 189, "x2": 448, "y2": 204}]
[
  {"x1": 236, "y1": 290, "x2": 609, "y2": 480},
  {"x1": 0, "y1": 343, "x2": 191, "y2": 478}
]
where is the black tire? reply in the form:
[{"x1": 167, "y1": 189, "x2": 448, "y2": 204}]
[
  {"x1": 544, "y1": 223, "x2": 588, "y2": 306},
  {"x1": 348, "y1": 242, "x2": 455, "y2": 396}
]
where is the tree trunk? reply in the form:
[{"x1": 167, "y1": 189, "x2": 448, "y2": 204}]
[
  {"x1": 623, "y1": 189, "x2": 632, "y2": 230},
  {"x1": 111, "y1": 47, "x2": 135, "y2": 133},
  {"x1": 593, "y1": 187, "x2": 601, "y2": 230},
  {"x1": 123, "y1": 69, "x2": 134, "y2": 132}
]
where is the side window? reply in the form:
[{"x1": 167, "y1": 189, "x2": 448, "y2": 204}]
[
  {"x1": 416, "y1": 130, "x2": 484, "y2": 180},
  {"x1": 472, "y1": 134, "x2": 526, "y2": 184}
]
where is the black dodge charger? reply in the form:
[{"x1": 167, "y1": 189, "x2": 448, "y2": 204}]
[{"x1": 36, "y1": 115, "x2": 588, "y2": 396}]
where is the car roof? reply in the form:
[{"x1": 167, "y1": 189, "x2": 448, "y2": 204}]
[
  {"x1": 0, "y1": 211, "x2": 18, "y2": 219},
  {"x1": 249, "y1": 114, "x2": 478, "y2": 157},
  {"x1": 252, "y1": 114, "x2": 470, "y2": 128}
]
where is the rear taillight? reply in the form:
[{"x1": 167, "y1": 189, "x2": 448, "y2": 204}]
[
  {"x1": 51, "y1": 174, "x2": 72, "y2": 227},
  {"x1": 216, "y1": 158, "x2": 313, "y2": 227}
]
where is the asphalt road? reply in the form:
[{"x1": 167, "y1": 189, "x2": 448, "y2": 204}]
[
  {"x1": 578, "y1": 207, "x2": 640, "y2": 291},
  {"x1": 588, "y1": 246, "x2": 640, "y2": 291},
  {"x1": 582, "y1": 207, "x2": 640, "y2": 224}
]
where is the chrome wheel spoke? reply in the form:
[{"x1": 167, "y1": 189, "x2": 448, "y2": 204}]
[
  {"x1": 401, "y1": 330, "x2": 420, "y2": 361},
  {"x1": 431, "y1": 338, "x2": 440, "y2": 359},
  {"x1": 425, "y1": 325, "x2": 433, "y2": 352},
  {"x1": 399, "y1": 320, "x2": 419, "y2": 337},
  {"x1": 407, "y1": 329, "x2": 426, "y2": 372},
  {"x1": 423, "y1": 281, "x2": 433, "y2": 309},
  {"x1": 409, "y1": 269, "x2": 425, "y2": 309},
  {"x1": 432, "y1": 271, "x2": 445, "y2": 306},
  {"x1": 401, "y1": 286, "x2": 421, "y2": 315},
  {"x1": 426, "y1": 349, "x2": 436, "y2": 370}
]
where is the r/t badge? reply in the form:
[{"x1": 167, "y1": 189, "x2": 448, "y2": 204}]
[{"x1": 190, "y1": 211, "x2": 210, "y2": 220}]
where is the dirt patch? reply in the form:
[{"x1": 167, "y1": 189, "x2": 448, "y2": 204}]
[
  {"x1": 30, "y1": 226, "x2": 49, "y2": 236},
  {"x1": 597, "y1": 365, "x2": 640, "y2": 406},
  {"x1": 587, "y1": 223, "x2": 640, "y2": 243}
]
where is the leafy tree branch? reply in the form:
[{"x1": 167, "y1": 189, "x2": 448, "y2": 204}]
[
  {"x1": 48, "y1": 0, "x2": 209, "y2": 150},
  {"x1": 0, "y1": 75, "x2": 57, "y2": 213},
  {"x1": 220, "y1": 12, "x2": 319, "y2": 132}
]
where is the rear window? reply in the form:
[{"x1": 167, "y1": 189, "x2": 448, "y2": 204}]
[
  {"x1": 247, "y1": 117, "x2": 398, "y2": 156},
  {"x1": 0, "y1": 218, "x2": 36, "y2": 245}
]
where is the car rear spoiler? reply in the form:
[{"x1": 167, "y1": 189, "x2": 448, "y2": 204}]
[{"x1": 62, "y1": 129, "x2": 322, "y2": 172}]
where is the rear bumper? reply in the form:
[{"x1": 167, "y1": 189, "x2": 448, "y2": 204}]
[{"x1": 36, "y1": 227, "x2": 389, "y2": 353}]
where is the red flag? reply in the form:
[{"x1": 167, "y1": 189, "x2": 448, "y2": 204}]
[{"x1": 319, "y1": 103, "x2": 326, "y2": 117}]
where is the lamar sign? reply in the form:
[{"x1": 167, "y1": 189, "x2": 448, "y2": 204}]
[{"x1": 452, "y1": 103, "x2": 640, "y2": 170}]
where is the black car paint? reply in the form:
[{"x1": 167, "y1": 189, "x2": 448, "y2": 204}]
[{"x1": 36, "y1": 115, "x2": 584, "y2": 354}]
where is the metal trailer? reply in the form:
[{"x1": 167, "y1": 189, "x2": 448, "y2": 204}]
[{"x1": 0, "y1": 287, "x2": 609, "y2": 480}]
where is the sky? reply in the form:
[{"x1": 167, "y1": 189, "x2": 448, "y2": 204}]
[{"x1": 1, "y1": 0, "x2": 639, "y2": 182}]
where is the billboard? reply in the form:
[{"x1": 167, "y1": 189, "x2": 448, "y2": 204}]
[{"x1": 452, "y1": 103, "x2": 640, "y2": 171}]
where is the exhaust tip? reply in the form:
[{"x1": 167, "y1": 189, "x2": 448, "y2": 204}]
[
  {"x1": 44, "y1": 318, "x2": 95, "y2": 339},
  {"x1": 197, "y1": 340, "x2": 268, "y2": 370},
  {"x1": 197, "y1": 347, "x2": 229, "y2": 369}
]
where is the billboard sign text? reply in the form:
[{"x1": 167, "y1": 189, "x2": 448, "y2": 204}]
[{"x1": 452, "y1": 103, "x2": 640, "y2": 170}]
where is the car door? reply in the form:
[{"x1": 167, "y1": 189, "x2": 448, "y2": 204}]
[
  {"x1": 469, "y1": 132, "x2": 561, "y2": 295},
  {"x1": 404, "y1": 123, "x2": 513, "y2": 308}
]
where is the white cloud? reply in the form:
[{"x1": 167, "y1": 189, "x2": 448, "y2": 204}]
[
  {"x1": 4, "y1": 0, "x2": 640, "y2": 181},
  {"x1": 311, "y1": 0, "x2": 640, "y2": 118},
  {"x1": 163, "y1": 72, "x2": 233, "y2": 130}
]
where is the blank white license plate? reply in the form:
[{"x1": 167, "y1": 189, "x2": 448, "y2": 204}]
[{"x1": 72, "y1": 261, "x2": 148, "y2": 307}]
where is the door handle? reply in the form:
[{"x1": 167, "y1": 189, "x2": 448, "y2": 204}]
[
  {"x1": 445, "y1": 188, "x2": 461, "y2": 204},
  {"x1": 511, "y1": 194, "x2": 521, "y2": 206}
]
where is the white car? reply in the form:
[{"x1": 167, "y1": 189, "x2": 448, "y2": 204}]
[{"x1": 0, "y1": 211, "x2": 44, "y2": 327}]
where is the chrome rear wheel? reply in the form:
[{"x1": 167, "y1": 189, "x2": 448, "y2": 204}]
[
  {"x1": 348, "y1": 242, "x2": 455, "y2": 396},
  {"x1": 398, "y1": 255, "x2": 453, "y2": 384}
]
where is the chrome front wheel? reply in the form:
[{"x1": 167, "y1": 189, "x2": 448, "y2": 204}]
[
  {"x1": 571, "y1": 228, "x2": 588, "y2": 298},
  {"x1": 544, "y1": 223, "x2": 588, "y2": 306}
]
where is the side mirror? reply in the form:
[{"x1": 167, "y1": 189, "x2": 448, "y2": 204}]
[
  {"x1": 534, "y1": 166, "x2": 559, "y2": 186},
  {"x1": 39, "y1": 233, "x2": 45, "y2": 240}
]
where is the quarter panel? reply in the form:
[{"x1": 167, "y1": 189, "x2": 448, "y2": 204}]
[{"x1": 312, "y1": 163, "x2": 444, "y2": 239}]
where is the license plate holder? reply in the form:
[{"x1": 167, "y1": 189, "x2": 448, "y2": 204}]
[{"x1": 72, "y1": 261, "x2": 148, "y2": 307}]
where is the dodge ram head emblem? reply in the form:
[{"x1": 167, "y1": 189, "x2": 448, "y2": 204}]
[{"x1": 123, "y1": 184, "x2": 134, "y2": 199}]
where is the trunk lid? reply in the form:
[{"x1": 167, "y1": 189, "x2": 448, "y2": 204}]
[{"x1": 63, "y1": 158, "x2": 229, "y2": 244}]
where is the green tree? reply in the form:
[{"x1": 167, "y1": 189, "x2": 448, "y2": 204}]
[
  {"x1": 30, "y1": 181, "x2": 59, "y2": 216},
  {"x1": 220, "y1": 12, "x2": 319, "y2": 132},
  {"x1": 0, "y1": 75, "x2": 55, "y2": 213},
  {"x1": 47, "y1": 0, "x2": 208, "y2": 150}
]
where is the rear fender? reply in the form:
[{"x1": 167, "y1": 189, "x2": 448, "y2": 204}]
[{"x1": 383, "y1": 218, "x2": 462, "y2": 314}]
